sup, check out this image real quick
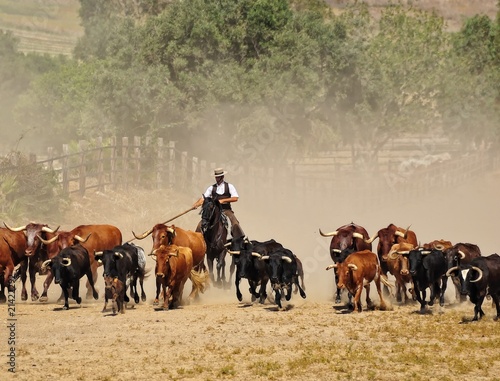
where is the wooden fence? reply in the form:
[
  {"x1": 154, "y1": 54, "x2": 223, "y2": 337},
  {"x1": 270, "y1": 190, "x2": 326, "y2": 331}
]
[{"x1": 2, "y1": 136, "x2": 498, "y2": 208}]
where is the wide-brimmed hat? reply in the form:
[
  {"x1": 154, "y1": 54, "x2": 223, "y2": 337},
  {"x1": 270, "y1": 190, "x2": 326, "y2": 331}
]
[{"x1": 213, "y1": 168, "x2": 228, "y2": 177}]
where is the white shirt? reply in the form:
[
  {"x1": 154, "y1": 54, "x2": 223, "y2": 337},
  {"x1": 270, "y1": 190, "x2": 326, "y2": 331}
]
[{"x1": 203, "y1": 182, "x2": 239, "y2": 198}]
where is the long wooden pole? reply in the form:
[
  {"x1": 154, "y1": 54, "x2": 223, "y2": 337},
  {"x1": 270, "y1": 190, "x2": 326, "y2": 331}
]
[
  {"x1": 161, "y1": 206, "x2": 197, "y2": 225},
  {"x1": 125, "y1": 206, "x2": 197, "y2": 243}
]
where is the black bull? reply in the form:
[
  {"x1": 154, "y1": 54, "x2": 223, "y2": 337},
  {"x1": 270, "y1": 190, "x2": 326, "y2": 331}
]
[
  {"x1": 94, "y1": 243, "x2": 148, "y2": 305},
  {"x1": 447, "y1": 254, "x2": 500, "y2": 321},
  {"x1": 41, "y1": 244, "x2": 98, "y2": 310}
]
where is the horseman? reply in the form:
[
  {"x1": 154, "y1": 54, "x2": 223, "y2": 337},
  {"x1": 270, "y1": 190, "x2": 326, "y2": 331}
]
[{"x1": 193, "y1": 168, "x2": 244, "y2": 238}]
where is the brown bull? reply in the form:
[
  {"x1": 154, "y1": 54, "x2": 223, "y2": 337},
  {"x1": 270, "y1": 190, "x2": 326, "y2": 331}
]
[
  {"x1": 0, "y1": 228, "x2": 28, "y2": 302},
  {"x1": 3, "y1": 222, "x2": 59, "y2": 301},
  {"x1": 151, "y1": 244, "x2": 209, "y2": 310},
  {"x1": 422, "y1": 239, "x2": 453, "y2": 251},
  {"x1": 365, "y1": 223, "x2": 418, "y2": 295},
  {"x1": 40, "y1": 224, "x2": 122, "y2": 299},
  {"x1": 386, "y1": 242, "x2": 416, "y2": 303},
  {"x1": 319, "y1": 222, "x2": 372, "y2": 304},
  {"x1": 326, "y1": 250, "x2": 391, "y2": 312},
  {"x1": 133, "y1": 223, "x2": 207, "y2": 302}
]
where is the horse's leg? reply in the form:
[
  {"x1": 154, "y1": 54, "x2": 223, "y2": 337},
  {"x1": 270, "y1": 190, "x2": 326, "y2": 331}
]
[{"x1": 206, "y1": 256, "x2": 215, "y2": 285}]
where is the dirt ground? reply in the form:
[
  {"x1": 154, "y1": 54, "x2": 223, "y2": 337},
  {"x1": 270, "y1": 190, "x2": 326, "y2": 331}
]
[{"x1": 2, "y1": 171, "x2": 500, "y2": 380}]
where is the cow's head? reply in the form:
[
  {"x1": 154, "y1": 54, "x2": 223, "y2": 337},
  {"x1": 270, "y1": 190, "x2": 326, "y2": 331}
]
[
  {"x1": 151, "y1": 245, "x2": 179, "y2": 278},
  {"x1": 95, "y1": 249, "x2": 123, "y2": 278},
  {"x1": 336, "y1": 262, "x2": 357, "y2": 291},
  {"x1": 41, "y1": 254, "x2": 72, "y2": 284},
  {"x1": 261, "y1": 251, "x2": 293, "y2": 286}
]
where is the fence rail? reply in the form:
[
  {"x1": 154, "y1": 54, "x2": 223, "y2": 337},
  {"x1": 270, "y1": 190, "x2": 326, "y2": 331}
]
[{"x1": 1, "y1": 136, "x2": 498, "y2": 207}]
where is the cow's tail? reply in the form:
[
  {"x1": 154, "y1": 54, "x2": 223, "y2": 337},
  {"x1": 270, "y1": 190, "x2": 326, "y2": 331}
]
[
  {"x1": 380, "y1": 274, "x2": 395, "y2": 296},
  {"x1": 190, "y1": 268, "x2": 210, "y2": 295}
]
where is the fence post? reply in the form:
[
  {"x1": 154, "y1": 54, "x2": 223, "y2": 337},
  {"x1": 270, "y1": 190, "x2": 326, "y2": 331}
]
[
  {"x1": 46, "y1": 147, "x2": 54, "y2": 170},
  {"x1": 110, "y1": 136, "x2": 117, "y2": 190},
  {"x1": 168, "y1": 141, "x2": 175, "y2": 188},
  {"x1": 96, "y1": 137, "x2": 104, "y2": 192},
  {"x1": 181, "y1": 151, "x2": 188, "y2": 189},
  {"x1": 134, "y1": 136, "x2": 141, "y2": 186},
  {"x1": 122, "y1": 137, "x2": 129, "y2": 190},
  {"x1": 62, "y1": 144, "x2": 69, "y2": 194},
  {"x1": 157, "y1": 138, "x2": 164, "y2": 189},
  {"x1": 78, "y1": 140, "x2": 87, "y2": 196}
]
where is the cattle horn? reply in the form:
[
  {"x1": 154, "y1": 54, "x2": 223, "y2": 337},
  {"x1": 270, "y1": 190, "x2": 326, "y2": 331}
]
[
  {"x1": 326, "y1": 264, "x2": 337, "y2": 270},
  {"x1": 41, "y1": 259, "x2": 52, "y2": 271},
  {"x1": 319, "y1": 228, "x2": 338, "y2": 237},
  {"x1": 347, "y1": 263, "x2": 358, "y2": 271},
  {"x1": 252, "y1": 252, "x2": 262, "y2": 258},
  {"x1": 282, "y1": 256, "x2": 292, "y2": 263},
  {"x1": 397, "y1": 251, "x2": 410, "y2": 255},
  {"x1": 332, "y1": 249, "x2": 342, "y2": 253},
  {"x1": 445, "y1": 266, "x2": 459, "y2": 277},
  {"x1": 42, "y1": 225, "x2": 60, "y2": 233},
  {"x1": 364, "y1": 234, "x2": 378, "y2": 244},
  {"x1": 434, "y1": 244, "x2": 445, "y2": 250},
  {"x1": 62, "y1": 258, "x2": 72, "y2": 267},
  {"x1": 470, "y1": 266, "x2": 483, "y2": 283},
  {"x1": 458, "y1": 250, "x2": 466, "y2": 259},
  {"x1": 260, "y1": 255, "x2": 269, "y2": 260},
  {"x1": 74, "y1": 233, "x2": 91, "y2": 243},
  {"x1": 227, "y1": 250, "x2": 240, "y2": 255},
  {"x1": 3, "y1": 222, "x2": 27, "y2": 232},
  {"x1": 395, "y1": 230, "x2": 405, "y2": 238},
  {"x1": 94, "y1": 251, "x2": 103, "y2": 257},
  {"x1": 352, "y1": 232, "x2": 364, "y2": 239},
  {"x1": 38, "y1": 234, "x2": 59, "y2": 245},
  {"x1": 132, "y1": 226, "x2": 154, "y2": 240},
  {"x1": 168, "y1": 249, "x2": 179, "y2": 257},
  {"x1": 114, "y1": 252, "x2": 124, "y2": 259},
  {"x1": 387, "y1": 251, "x2": 400, "y2": 260},
  {"x1": 224, "y1": 242, "x2": 232, "y2": 248},
  {"x1": 421, "y1": 250, "x2": 431, "y2": 255}
]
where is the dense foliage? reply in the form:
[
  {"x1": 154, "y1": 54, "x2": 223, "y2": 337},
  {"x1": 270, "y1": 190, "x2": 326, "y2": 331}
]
[{"x1": 1, "y1": 0, "x2": 499, "y2": 162}]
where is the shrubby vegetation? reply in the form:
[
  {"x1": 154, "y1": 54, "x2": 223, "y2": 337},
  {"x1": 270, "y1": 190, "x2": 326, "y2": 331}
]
[{"x1": 1, "y1": 0, "x2": 499, "y2": 161}]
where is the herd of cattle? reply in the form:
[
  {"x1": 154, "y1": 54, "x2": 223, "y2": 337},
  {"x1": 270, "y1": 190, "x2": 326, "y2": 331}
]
[{"x1": 0, "y1": 221, "x2": 498, "y2": 320}]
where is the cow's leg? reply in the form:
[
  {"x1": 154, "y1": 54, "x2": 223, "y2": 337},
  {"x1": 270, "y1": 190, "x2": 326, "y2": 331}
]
[
  {"x1": 439, "y1": 276, "x2": 448, "y2": 307},
  {"x1": 86, "y1": 262, "x2": 99, "y2": 299},
  {"x1": 492, "y1": 294, "x2": 500, "y2": 321},
  {"x1": 353, "y1": 285, "x2": 363, "y2": 312},
  {"x1": 131, "y1": 274, "x2": 139, "y2": 304},
  {"x1": 228, "y1": 255, "x2": 235, "y2": 286},
  {"x1": 274, "y1": 288, "x2": 282, "y2": 309},
  {"x1": 85, "y1": 270, "x2": 99, "y2": 300},
  {"x1": 473, "y1": 295, "x2": 486, "y2": 321},
  {"x1": 0, "y1": 274, "x2": 6, "y2": 303},
  {"x1": 395, "y1": 280, "x2": 403, "y2": 303},
  {"x1": 258, "y1": 280, "x2": 268, "y2": 304},
  {"x1": 334, "y1": 269, "x2": 342, "y2": 304},
  {"x1": 235, "y1": 274, "x2": 242, "y2": 302},
  {"x1": 61, "y1": 284, "x2": 70, "y2": 310},
  {"x1": 164, "y1": 281, "x2": 173, "y2": 310},
  {"x1": 295, "y1": 278, "x2": 306, "y2": 299},
  {"x1": 20, "y1": 260, "x2": 28, "y2": 301},
  {"x1": 139, "y1": 273, "x2": 146, "y2": 302},
  {"x1": 28, "y1": 260, "x2": 40, "y2": 301},
  {"x1": 364, "y1": 283, "x2": 373, "y2": 310},
  {"x1": 375, "y1": 278, "x2": 387, "y2": 310},
  {"x1": 414, "y1": 284, "x2": 426, "y2": 313},
  {"x1": 153, "y1": 275, "x2": 161, "y2": 305},
  {"x1": 40, "y1": 272, "x2": 54, "y2": 302}
]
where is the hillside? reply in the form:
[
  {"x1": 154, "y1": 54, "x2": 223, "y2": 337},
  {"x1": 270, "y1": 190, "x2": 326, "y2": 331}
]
[{"x1": 0, "y1": 0, "x2": 497, "y2": 56}]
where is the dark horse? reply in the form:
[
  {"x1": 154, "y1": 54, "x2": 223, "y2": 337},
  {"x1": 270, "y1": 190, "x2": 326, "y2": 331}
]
[{"x1": 200, "y1": 197, "x2": 228, "y2": 286}]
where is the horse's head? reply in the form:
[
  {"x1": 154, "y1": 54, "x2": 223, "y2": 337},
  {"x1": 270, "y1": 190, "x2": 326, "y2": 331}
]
[{"x1": 201, "y1": 197, "x2": 222, "y2": 232}]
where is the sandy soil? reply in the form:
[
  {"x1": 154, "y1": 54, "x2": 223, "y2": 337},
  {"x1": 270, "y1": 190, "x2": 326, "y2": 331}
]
[{"x1": 2, "y1": 171, "x2": 500, "y2": 380}]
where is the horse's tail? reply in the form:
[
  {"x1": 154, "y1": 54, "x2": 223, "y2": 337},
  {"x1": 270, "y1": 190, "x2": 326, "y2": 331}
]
[{"x1": 190, "y1": 267, "x2": 210, "y2": 295}]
